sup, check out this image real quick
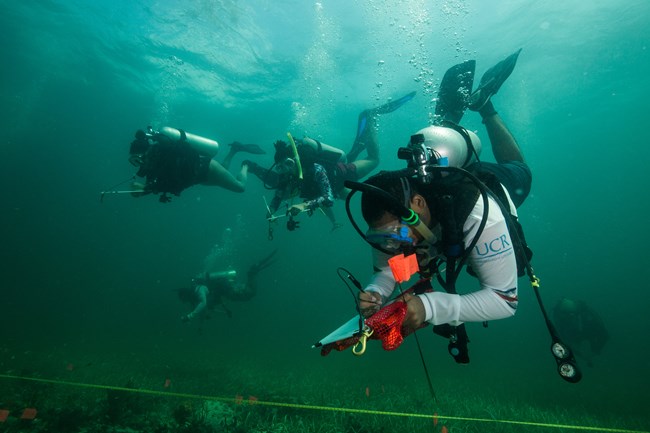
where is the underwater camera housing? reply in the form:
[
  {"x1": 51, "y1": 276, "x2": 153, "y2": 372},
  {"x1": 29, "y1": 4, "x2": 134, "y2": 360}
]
[
  {"x1": 397, "y1": 124, "x2": 482, "y2": 184},
  {"x1": 397, "y1": 133, "x2": 443, "y2": 184}
]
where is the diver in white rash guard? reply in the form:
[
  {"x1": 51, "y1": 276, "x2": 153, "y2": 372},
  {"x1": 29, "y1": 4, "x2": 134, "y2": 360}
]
[{"x1": 353, "y1": 50, "x2": 531, "y2": 363}]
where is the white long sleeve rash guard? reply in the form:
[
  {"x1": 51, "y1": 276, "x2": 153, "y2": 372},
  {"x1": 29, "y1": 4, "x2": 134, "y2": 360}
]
[{"x1": 365, "y1": 189, "x2": 519, "y2": 327}]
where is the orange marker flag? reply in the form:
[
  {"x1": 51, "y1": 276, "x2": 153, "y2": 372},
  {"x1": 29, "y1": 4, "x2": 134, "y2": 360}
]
[
  {"x1": 21, "y1": 408, "x2": 37, "y2": 420},
  {"x1": 388, "y1": 253, "x2": 419, "y2": 283}
]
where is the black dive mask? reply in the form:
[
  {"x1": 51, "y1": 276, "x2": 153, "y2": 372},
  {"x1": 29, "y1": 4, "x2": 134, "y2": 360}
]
[{"x1": 129, "y1": 127, "x2": 157, "y2": 162}]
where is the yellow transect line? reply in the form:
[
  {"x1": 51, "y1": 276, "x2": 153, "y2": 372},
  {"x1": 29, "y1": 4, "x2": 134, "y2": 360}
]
[{"x1": 0, "y1": 374, "x2": 646, "y2": 433}]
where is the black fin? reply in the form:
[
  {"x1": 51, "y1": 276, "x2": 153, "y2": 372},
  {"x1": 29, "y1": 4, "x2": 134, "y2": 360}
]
[
  {"x1": 469, "y1": 49, "x2": 522, "y2": 111},
  {"x1": 230, "y1": 141, "x2": 267, "y2": 155},
  {"x1": 435, "y1": 60, "x2": 476, "y2": 124}
]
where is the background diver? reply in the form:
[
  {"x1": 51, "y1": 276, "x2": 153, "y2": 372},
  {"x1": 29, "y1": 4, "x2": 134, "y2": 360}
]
[
  {"x1": 177, "y1": 249, "x2": 278, "y2": 323},
  {"x1": 127, "y1": 126, "x2": 265, "y2": 202},
  {"x1": 243, "y1": 91, "x2": 416, "y2": 231},
  {"x1": 553, "y1": 297, "x2": 609, "y2": 366}
]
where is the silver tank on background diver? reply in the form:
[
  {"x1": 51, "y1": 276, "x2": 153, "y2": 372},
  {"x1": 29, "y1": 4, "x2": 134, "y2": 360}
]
[{"x1": 192, "y1": 269, "x2": 237, "y2": 285}]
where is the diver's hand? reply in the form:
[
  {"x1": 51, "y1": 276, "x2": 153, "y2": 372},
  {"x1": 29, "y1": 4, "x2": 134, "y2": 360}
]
[
  {"x1": 359, "y1": 291, "x2": 383, "y2": 318},
  {"x1": 397, "y1": 292, "x2": 426, "y2": 330},
  {"x1": 288, "y1": 203, "x2": 306, "y2": 216},
  {"x1": 331, "y1": 222, "x2": 343, "y2": 232},
  {"x1": 131, "y1": 182, "x2": 148, "y2": 198}
]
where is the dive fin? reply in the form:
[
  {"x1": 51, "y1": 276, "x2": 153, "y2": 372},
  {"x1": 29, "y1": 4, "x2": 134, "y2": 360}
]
[
  {"x1": 229, "y1": 141, "x2": 267, "y2": 155},
  {"x1": 469, "y1": 48, "x2": 522, "y2": 111},
  {"x1": 349, "y1": 91, "x2": 416, "y2": 161},
  {"x1": 251, "y1": 249, "x2": 278, "y2": 274},
  {"x1": 357, "y1": 91, "x2": 417, "y2": 137},
  {"x1": 434, "y1": 60, "x2": 476, "y2": 124},
  {"x1": 372, "y1": 90, "x2": 417, "y2": 115}
]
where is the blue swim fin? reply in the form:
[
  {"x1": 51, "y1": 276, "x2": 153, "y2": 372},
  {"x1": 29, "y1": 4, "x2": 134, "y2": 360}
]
[
  {"x1": 372, "y1": 90, "x2": 417, "y2": 115},
  {"x1": 357, "y1": 90, "x2": 417, "y2": 136},
  {"x1": 349, "y1": 91, "x2": 416, "y2": 161}
]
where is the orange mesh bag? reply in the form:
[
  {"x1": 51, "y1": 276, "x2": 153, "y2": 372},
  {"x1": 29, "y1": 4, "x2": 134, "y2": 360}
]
[
  {"x1": 321, "y1": 301, "x2": 411, "y2": 355},
  {"x1": 365, "y1": 301, "x2": 408, "y2": 350},
  {"x1": 320, "y1": 272, "x2": 433, "y2": 356}
]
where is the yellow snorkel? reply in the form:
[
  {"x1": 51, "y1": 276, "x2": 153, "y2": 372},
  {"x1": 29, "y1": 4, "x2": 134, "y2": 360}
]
[{"x1": 286, "y1": 132, "x2": 303, "y2": 180}]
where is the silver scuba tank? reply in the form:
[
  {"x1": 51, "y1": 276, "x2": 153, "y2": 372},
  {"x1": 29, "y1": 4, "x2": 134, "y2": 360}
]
[
  {"x1": 414, "y1": 125, "x2": 482, "y2": 168},
  {"x1": 207, "y1": 270, "x2": 237, "y2": 281},
  {"x1": 159, "y1": 126, "x2": 220, "y2": 158},
  {"x1": 298, "y1": 137, "x2": 345, "y2": 164}
]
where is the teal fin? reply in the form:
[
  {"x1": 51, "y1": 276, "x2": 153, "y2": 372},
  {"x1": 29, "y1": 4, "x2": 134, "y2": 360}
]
[
  {"x1": 372, "y1": 90, "x2": 417, "y2": 115},
  {"x1": 349, "y1": 91, "x2": 416, "y2": 162},
  {"x1": 434, "y1": 60, "x2": 476, "y2": 125},
  {"x1": 469, "y1": 48, "x2": 522, "y2": 111},
  {"x1": 230, "y1": 141, "x2": 267, "y2": 155}
]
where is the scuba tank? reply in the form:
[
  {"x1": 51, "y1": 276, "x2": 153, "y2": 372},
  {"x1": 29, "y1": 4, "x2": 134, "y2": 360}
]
[
  {"x1": 193, "y1": 270, "x2": 237, "y2": 285},
  {"x1": 159, "y1": 126, "x2": 220, "y2": 158},
  {"x1": 297, "y1": 137, "x2": 345, "y2": 165},
  {"x1": 207, "y1": 270, "x2": 237, "y2": 281},
  {"x1": 414, "y1": 125, "x2": 482, "y2": 168}
]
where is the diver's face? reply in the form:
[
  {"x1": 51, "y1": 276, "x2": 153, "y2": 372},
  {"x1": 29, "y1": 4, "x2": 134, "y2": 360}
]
[
  {"x1": 366, "y1": 215, "x2": 417, "y2": 254},
  {"x1": 276, "y1": 157, "x2": 297, "y2": 175},
  {"x1": 365, "y1": 194, "x2": 433, "y2": 254}
]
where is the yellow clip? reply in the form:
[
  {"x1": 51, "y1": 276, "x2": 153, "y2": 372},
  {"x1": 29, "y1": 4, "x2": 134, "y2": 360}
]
[
  {"x1": 530, "y1": 275, "x2": 540, "y2": 289},
  {"x1": 352, "y1": 327, "x2": 373, "y2": 356}
]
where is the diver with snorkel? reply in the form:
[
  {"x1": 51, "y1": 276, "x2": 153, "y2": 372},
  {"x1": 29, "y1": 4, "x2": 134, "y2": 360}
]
[
  {"x1": 242, "y1": 91, "x2": 416, "y2": 237},
  {"x1": 317, "y1": 49, "x2": 582, "y2": 383}
]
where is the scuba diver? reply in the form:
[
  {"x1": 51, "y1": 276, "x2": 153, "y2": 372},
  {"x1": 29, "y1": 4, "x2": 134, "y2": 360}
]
[
  {"x1": 127, "y1": 126, "x2": 265, "y2": 203},
  {"x1": 177, "y1": 249, "x2": 278, "y2": 322},
  {"x1": 349, "y1": 50, "x2": 530, "y2": 364},
  {"x1": 553, "y1": 298, "x2": 609, "y2": 366},
  {"x1": 242, "y1": 91, "x2": 416, "y2": 232}
]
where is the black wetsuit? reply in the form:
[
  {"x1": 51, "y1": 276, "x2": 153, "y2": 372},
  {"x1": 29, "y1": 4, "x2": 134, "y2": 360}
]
[{"x1": 137, "y1": 134, "x2": 210, "y2": 197}]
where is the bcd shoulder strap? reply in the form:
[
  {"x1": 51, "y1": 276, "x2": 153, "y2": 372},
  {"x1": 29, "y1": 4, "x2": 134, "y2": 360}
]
[{"x1": 472, "y1": 168, "x2": 533, "y2": 277}]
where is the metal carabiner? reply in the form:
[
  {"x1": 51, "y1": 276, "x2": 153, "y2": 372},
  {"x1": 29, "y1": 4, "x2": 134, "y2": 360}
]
[{"x1": 352, "y1": 327, "x2": 374, "y2": 356}]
